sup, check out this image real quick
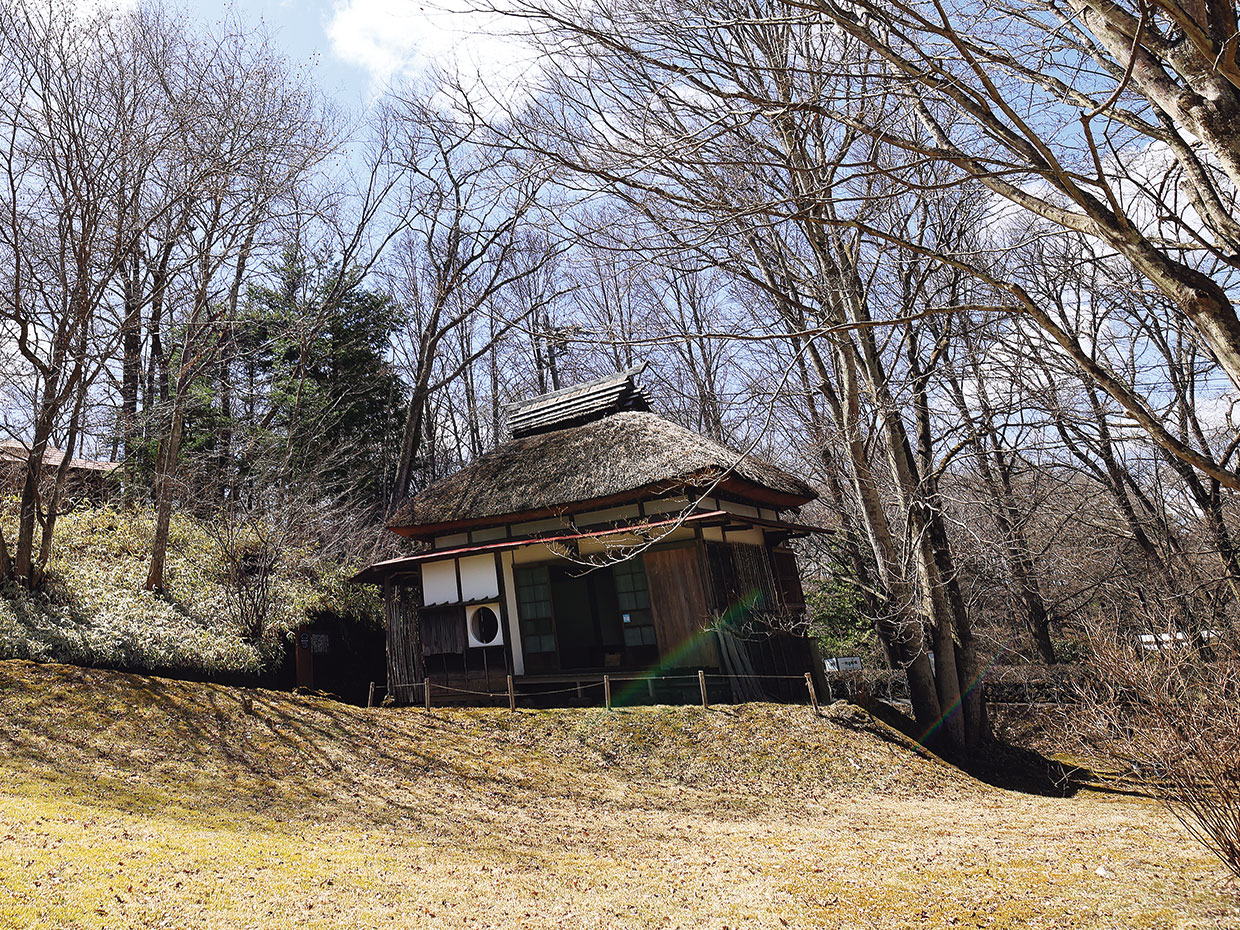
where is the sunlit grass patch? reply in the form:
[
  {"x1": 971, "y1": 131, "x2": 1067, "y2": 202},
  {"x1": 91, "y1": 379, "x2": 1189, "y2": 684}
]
[{"x1": 1, "y1": 659, "x2": 1236, "y2": 929}]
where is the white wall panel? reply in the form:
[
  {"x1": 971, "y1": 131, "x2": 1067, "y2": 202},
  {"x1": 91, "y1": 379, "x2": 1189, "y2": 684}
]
[
  {"x1": 501, "y1": 551, "x2": 525, "y2": 675},
  {"x1": 422, "y1": 559, "x2": 459, "y2": 605},
  {"x1": 459, "y1": 553, "x2": 499, "y2": 601}
]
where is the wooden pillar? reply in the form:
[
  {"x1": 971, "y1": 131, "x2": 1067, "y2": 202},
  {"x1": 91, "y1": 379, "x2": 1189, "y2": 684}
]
[
  {"x1": 699, "y1": 669, "x2": 709, "y2": 709},
  {"x1": 805, "y1": 672, "x2": 820, "y2": 715}
]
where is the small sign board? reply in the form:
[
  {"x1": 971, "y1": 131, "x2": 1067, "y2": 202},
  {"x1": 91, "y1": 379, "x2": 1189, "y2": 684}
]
[{"x1": 824, "y1": 655, "x2": 863, "y2": 673}]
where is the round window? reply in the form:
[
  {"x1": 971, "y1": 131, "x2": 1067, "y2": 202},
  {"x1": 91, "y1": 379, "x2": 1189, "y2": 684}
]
[{"x1": 470, "y1": 605, "x2": 500, "y2": 645}]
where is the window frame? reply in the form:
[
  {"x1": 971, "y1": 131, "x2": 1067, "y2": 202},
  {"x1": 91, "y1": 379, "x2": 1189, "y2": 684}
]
[{"x1": 514, "y1": 564, "x2": 559, "y2": 659}]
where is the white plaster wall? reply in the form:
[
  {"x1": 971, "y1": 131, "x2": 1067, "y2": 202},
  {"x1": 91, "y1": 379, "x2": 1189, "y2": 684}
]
[
  {"x1": 576, "y1": 504, "x2": 641, "y2": 525},
  {"x1": 511, "y1": 517, "x2": 565, "y2": 535},
  {"x1": 513, "y1": 543, "x2": 558, "y2": 564},
  {"x1": 642, "y1": 496, "x2": 691, "y2": 514},
  {"x1": 422, "y1": 559, "x2": 459, "y2": 605},
  {"x1": 434, "y1": 532, "x2": 469, "y2": 549},
  {"x1": 459, "y1": 553, "x2": 499, "y2": 600},
  {"x1": 721, "y1": 500, "x2": 760, "y2": 518},
  {"x1": 471, "y1": 526, "x2": 508, "y2": 542}
]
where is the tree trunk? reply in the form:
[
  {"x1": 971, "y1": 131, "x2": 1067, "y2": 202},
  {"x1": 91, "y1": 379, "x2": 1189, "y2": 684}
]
[
  {"x1": 13, "y1": 411, "x2": 58, "y2": 588},
  {"x1": 36, "y1": 357, "x2": 90, "y2": 579},
  {"x1": 847, "y1": 321, "x2": 975, "y2": 750},
  {"x1": 834, "y1": 347, "x2": 945, "y2": 739},
  {"x1": 146, "y1": 405, "x2": 185, "y2": 592},
  {"x1": 391, "y1": 382, "x2": 429, "y2": 513},
  {"x1": 0, "y1": 527, "x2": 11, "y2": 581},
  {"x1": 121, "y1": 257, "x2": 142, "y2": 469}
]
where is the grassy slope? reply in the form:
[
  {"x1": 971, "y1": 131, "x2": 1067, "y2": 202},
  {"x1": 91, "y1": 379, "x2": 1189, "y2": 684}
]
[
  {"x1": 0, "y1": 659, "x2": 1235, "y2": 930},
  {"x1": 0, "y1": 505, "x2": 376, "y2": 677}
]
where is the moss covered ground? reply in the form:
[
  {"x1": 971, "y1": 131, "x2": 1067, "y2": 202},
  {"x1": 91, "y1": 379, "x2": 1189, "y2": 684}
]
[{"x1": 0, "y1": 659, "x2": 1235, "y2": 929}]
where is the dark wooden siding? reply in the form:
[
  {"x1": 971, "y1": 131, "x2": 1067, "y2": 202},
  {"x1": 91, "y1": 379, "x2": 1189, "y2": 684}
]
[
  {"x1": 702, "y1": 540, "x2": 815, "y2": 698},
  {"x1": 771, "y1": 547, "x2": 806, "y2": 612},
  {"x1": 704, "y1": 540, "x2": 778, "y2": 614},
  {"x1": 422, "y1": 605, "x2": 467, "y2": 655},
  {"x1": 643, "y1": 545, "x2": 720, "y2": 668}
]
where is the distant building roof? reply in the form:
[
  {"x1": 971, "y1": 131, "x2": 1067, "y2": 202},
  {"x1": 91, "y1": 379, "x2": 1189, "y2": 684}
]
[{"x1": 0, "y1": 439, "x2": 120, "y2": 474}]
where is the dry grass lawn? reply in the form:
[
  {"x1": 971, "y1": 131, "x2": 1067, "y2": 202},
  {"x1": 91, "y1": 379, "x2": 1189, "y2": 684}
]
[{"x1": 0, "y1": 659, "x2": 1235, "y2": 929}]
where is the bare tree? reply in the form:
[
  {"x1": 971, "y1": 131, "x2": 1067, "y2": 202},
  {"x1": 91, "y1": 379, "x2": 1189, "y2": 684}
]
[
  {"x1": 0, "y1": 1, "x2": 186, "y2": 588},
  {"x1": 793, "y1": 0, "x2": 1240, "y2": 487},
  {"x1": 142, "y1": 18, "x2": 333, "y2": 592},
  {"x1": 385, "y1": 93, "x2": 562, "y2": 505}
]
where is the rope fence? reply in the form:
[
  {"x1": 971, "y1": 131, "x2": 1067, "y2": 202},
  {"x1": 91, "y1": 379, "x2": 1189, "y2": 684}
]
[
  {"x1": 361, "y1": 665, "x2": 1090, "y2": 712},
  {"x1": 369, "y1": 669, "x2": 832, "y2": 713}
]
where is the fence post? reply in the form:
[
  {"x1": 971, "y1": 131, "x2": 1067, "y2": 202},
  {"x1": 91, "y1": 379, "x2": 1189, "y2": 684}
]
[
  {"x1": 507, "y1": 674, "x2": 516, "y2": 712},
  {"x1": 699, "y1": 670, "x2": 709, "y2": 709},
  {"x1": 805, "y1": 672, "x2": 820, "y2": 715},
  {"x1": 424, "y1": 677, "x2": 432, "y2": 713},
  {"x1": 367, "y1": 681, "x2": 376, "y2": 708},
  {"x1": 604, "y1": 674, "x2": 612, "y2": 710}
]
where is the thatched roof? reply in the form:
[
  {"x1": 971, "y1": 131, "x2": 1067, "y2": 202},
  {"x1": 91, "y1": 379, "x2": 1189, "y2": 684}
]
[
  {"x1": 390, "y1": 411, "x2": 815, "y2": 537},
  {"x1": 505, "y1": 364, "x2": 651, "y2": 438}
]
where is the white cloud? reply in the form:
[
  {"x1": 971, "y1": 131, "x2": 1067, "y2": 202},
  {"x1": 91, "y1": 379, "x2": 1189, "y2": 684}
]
[{"x1": 325, "y1": 0, "x2": 535, "y2": 94}]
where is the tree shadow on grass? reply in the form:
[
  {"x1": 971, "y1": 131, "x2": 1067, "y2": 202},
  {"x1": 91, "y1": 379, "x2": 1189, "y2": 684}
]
[
  {"x1": 852, "y1": 697, "x2": 1121, "y2": 798},
  {"x1": 0, "y1": 661, "x2": 569, "y2": 839}
]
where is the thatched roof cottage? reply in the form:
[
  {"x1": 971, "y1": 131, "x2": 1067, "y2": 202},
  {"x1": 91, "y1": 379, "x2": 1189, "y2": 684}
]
[{"x1": 356, "y1": 366, "x2": 824, "y2": 705}]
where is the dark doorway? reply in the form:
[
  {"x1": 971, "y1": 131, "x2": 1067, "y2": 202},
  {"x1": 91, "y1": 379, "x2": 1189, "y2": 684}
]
[
  {"x1": 550, "y1": 567, "x2": 599, "y2": 670},
  {"x1": 284, "y1": 613, "x2": 387, "y2": 704},
  {"x1": 545, "y1": 565, "x2": 631, "y2": 671}
]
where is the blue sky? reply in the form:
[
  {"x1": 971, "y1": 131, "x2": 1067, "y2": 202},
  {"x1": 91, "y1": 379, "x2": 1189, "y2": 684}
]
[{"x1": 181, "y1": 1, "x2": 526, "y2": 109}]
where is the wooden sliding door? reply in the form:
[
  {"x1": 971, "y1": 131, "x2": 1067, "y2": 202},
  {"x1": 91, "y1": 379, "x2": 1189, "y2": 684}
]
[{"x1": 642, "y1": 545, "x2": 720, "y2": 669}]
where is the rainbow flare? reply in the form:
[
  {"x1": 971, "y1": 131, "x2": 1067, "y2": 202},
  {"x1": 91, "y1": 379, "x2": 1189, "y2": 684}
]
[{"x1": 611, "y1": 587, "x2": 767, "y2": 705}]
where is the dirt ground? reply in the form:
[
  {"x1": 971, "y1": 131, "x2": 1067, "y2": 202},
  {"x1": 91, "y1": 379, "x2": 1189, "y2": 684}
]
[{"x1": 0, "y1": 660, "x2": 1235, "y2": 929}]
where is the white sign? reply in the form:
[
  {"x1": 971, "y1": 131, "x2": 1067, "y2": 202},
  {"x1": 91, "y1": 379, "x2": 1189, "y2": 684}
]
[{"x1": 824, "y1": 655, "x2": 862, "y2": 673}]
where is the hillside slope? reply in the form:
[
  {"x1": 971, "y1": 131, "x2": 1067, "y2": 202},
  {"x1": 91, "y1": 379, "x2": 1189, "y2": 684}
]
[
  {"x1": 0, "y1": 505, "x2": 378, "y2": 678},
  {"x1": 0, "y1": 660, "x2": 1235, "y2": 929}
]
